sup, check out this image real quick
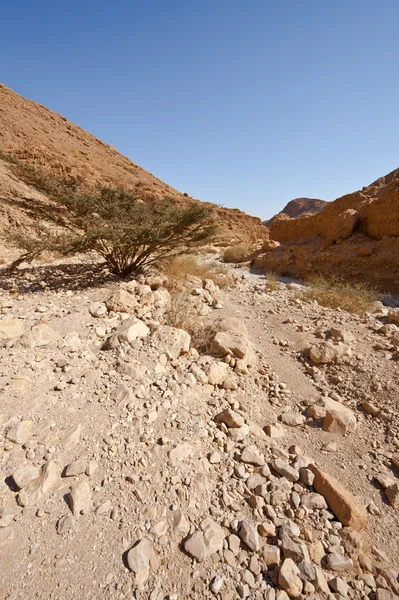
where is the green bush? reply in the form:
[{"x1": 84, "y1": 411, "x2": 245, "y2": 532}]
[{"x1": 3, "y1": 160, "x2": 217, "y2": 276}]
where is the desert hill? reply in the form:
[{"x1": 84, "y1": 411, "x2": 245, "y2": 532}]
[
  {"x1": 0, "y1": 83, "x2": 267, "y2": 246},
  {"x1": 255, "y1": 168, "x2": 399, "y2": 292},
  {"x1": 263, "y1": 197, "x2": 327, "y2": 226}
]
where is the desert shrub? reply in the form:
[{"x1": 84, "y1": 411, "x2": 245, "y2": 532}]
[
  {"x1": 300, "y1": 275, "x2": 376, "y2": 314},
  {"x1": 4, "y1": 175, "x2": 217, "y2": 276},
  {"x1": 0, "y1": 150, "x2": 20, "y2": 165},
  {"x1": 223, "y1": 244, "x2": 254, "y2": 264},
  {"x1": 265, "y1": 270, "x2": 278, "y2": 291},
  {"x1": 163, "y1": 255, "x2": 232, "y2": 290}
]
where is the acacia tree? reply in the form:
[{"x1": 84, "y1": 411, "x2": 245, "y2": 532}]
[{"x1": 6, "y1": 185, "x2": 217, "y2": 276}]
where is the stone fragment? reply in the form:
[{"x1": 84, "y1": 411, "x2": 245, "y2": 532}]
[
  {"x1": 309, "y1": 342, "x2": 351, "y2": 365},
  {"x1": 309, "y1": 465, "x2": 367, "y2": 530},
  {"x1": 326, "y1": 553, "x2": 354, "y2": 572},
  {"x1": 105, "y1": 290, "x2": 138, "y2": 313},
  {"x1": 208, "y1": 451, "x2": 221, "y2": 464},
  {"x1": 387, "y1": 308, "x2": 399, "y2": 323},
  {"x1": 17, "y1": 460, "x2": 59, "y2": 507},
  {"x1": 215, "y1": 408, "x2": 245, "y2": 428},
  {"x1": 126, "y1": 538, "x2": 153, "y2": 586},
  {"x1": 266, "y1": 423, "x2": 285, "y2": 438},
  {"x1": 119, "y1": 318, "x2": 150, "y2": 344},
  {"x1": 280, "y1": 534, "x2": 309, "y2": 562},
  {"x1": 362, "y1": 400, "x2": 381, "y2": 417},
  {"x1": 313, "y1": 567, "x2": 330, "y2": 595},
  {"x1": 280, "y1": 412, "x2": 306, "y2": 427},
  {"x1": 152, "y1": 325, "x2": 190, "y2": 359},
  {"x1": 210, "y1": 332, "x2": 254, "y2": 365},
  {"x1": 184, "y1": 531, "x2": 206, "y2": 562},
  {"x1": 262, "y1": 544, "x2": 281, "y2": 565},
  {"x1": 258, "y1": 521, "x2": 276, "y2": 537},
  {"x1": 12, "y1": 466, "x2": 40, "y2": 489},
  {"x1": 61, "y1": 423, "x2": 82, "y2": 452},
  {"x1": 228, "y1": 424, "x2": 249, "y2": 442},
  {"x1": 271, "y1": 459, "x2": 299, "y2": 482},
  {"x1": 323, "y1": 401, "x2": 357, "y2": 435},
  {"x1": 278, "y1": 558, "x2": 303, "y2": 598},
  {"x1": 57, "y1": 515, "x2": 77, "y2": 534},
  {"x1": 240, "y1": 445, "x2": 265, "y2": 466},
  {"x1": 329, "y1": 577, "x2": 350, "y2": 596},
  {"x1": 210, "y1": 576, "x2": 224, "y2": 594},
  {"x1": 299, "y1": 468, "x2": 315, "y2": 486},
  {"x1": 89, "y1": 302, "x2": 107, "y2": 317},
  {"x1": 201, "y1": 517, "x2": 225, "y2": 555},
  {"x1": 206, "y1": 362, "x2": 230, "y2": 386},
  {"x1": 69, "y1": 479, "x2": 92, "y2": 516},
  {"x1": 7, "y1": 420, "x2": 35, "y2": 445},
  {"x1": 386, "y1": 482, "x2": 399, "y2": 507},
  {"x1": 173, "y1": 509, "x2": 189, "y2": 537},
  {"x1": 239, "y1": 520, "x2": 259, "y2": 552},
  {"x1": 298, "y1": 560, "x2": 316, "y2": 582},
  {"x1": 301, "y1": 492, "x2": 327, "y2": 510},
  {"x1": 18, "y1": 324, "x2": 57, "y2": 349},
  {"x1": 65, "y1": 457, "x2": 87, "y2": 477}
]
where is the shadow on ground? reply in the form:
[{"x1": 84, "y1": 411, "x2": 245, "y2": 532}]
[{"x1": 0, "y1": 262, "x2": 118, "y2": 294}]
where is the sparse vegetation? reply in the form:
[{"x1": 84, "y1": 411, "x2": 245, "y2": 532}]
[
  {"x1": 300, "y1": 275, "x2": 377, "y2": 314},
  {"x1": 265, "y1": 270, "x2": 278, "y2": 291},
  {"x1": 2, "y1": 160, "x2": 217, "y2": 276},
  {"x1": 164, "y1": 288, "x2": 214, "y2": 352},
  {"x1": 223, "y1": 244, "x2": 254, "y2": 264},
  {"x1": 163, "y1": 255, "x2": 232, "y2": 290}
]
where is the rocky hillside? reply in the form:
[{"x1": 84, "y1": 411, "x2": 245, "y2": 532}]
[
  {"x1": 263, "y1": 198, "x2": 327, "y2": 227},
  {"x1": 0, "y1": 258, "x2": 398, "y2": 598},
  {"x1": 256, "y1": 168, "x2": 399, "y2": 293},
  {"x1": 0, "y1": 84, "x2": 267, "y2": 246}
]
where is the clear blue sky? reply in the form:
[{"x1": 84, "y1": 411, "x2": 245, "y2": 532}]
[{"x1": 1, "y1": 1, "x2": 398, "y2": 219}]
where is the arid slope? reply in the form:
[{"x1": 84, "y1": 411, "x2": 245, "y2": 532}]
[{"x1": 0, "y1": 83, "x2": 266, "y2": 245}]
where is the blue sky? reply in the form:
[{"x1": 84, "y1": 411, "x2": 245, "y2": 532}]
[{"x1": 1, "y1": 1, "x2": 398, "y2": 219}]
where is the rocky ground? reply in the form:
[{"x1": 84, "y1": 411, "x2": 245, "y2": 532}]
[{"x1": 0, "y1": 255, "x2": 398, "y2": 600}]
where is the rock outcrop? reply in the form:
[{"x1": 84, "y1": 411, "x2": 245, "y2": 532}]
[{"x1": 255, "y1": 168, "x2": 399, "y2": 292}]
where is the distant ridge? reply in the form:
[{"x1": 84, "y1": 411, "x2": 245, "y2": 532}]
[{"x1": 263, "y1": 197, "x2": 327, "y2": 226}]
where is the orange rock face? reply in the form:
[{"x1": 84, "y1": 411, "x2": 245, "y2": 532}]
[{"x1": 255, "y1": 168, "x2": 399, "y2": 292}]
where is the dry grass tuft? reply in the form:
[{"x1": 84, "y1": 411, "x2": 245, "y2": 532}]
[
  {"x1": 165, "y1": 289, "x2": 214, "y2": 352},
  {"x1": 163, "y1": 255, "x2": 232, "y2": 291},
  {"x1": 300, "y1": 275, "x2": 376, "y2": 314},
  {"x1": 222, "y1": 244, "x2": 254, "y2": 264},
  {"x1": 265, "y1": 270, "x2": 278, "y2": 291}
]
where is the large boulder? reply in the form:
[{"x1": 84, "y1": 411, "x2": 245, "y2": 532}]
[
  {"x1": 152, "y1": 325, "x2": 190, "y2": 359},
  {"x1": 309, "y1": 342, "x2": 351, "y2": 365},
  {"x1": 328, "y1": 209, "x2": 359, "y2": 243},
  {"x1": 322, "y1": 398, "x2": 357, "y2": 435},
  {"x1": 210, "y1": 331, "x2": 251, "y2": 360},
  {"x1": 211, "y1": 317, "x2": 248, "y2": 337}
]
